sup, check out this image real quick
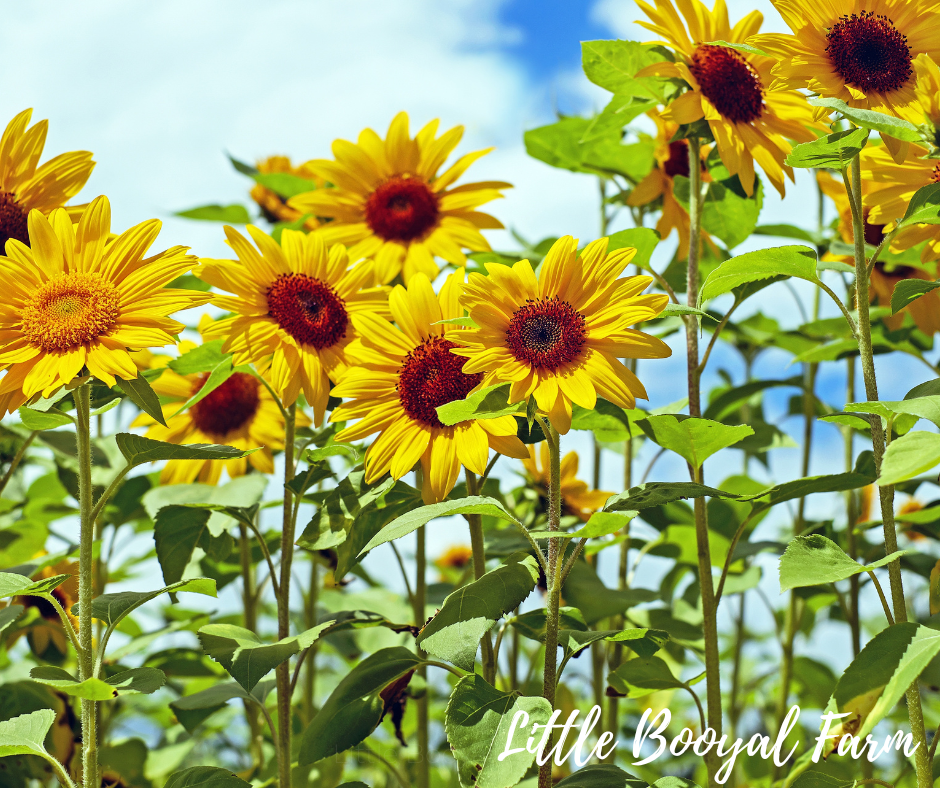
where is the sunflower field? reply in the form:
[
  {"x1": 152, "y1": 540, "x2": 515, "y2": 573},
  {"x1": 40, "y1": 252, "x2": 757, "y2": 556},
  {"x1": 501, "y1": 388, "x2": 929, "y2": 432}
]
[{"x1": 3, "y1": 1, "x2": 940, "y2": 787}]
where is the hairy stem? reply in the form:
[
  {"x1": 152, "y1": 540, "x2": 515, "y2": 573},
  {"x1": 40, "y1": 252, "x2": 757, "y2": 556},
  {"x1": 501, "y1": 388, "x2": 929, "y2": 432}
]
[
  {"x1": 276, "y1": 403, "x2": 296, "y2": 788},
  {"x1": 415, "y1": 523, "x2": 429, "y2": 788},
  {"x1": 466, "y1": 469, "x2": 497, "y2": 683},
  {"x1": 239, "y1": 521, "x2": 264, "y2": 772}
]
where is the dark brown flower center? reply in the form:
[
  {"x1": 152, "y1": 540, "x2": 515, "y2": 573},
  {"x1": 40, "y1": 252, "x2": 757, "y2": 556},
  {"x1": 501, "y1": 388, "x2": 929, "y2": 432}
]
[
  {"x1": 826, "y1": 12, "x2": 912, "y2": 94},
  {"x1": 689, "y1": 45, "x2": 764, "y2": 124},
  {"x1": 266, "y1": 273, "x2": 348, "y2": 349},
  {"x1": 862, "y1": 209, "x2": 887, "y2": 246},
  {"x1": 365, "y1": 176, "x2": 440, "y2": 242},
  {"x1": 397, "y1": 336, "x2": 482, "y2": 428},
  {"x1": 663, "y1": 141, "x2": 691, "y2": 179},
  {"x1": 506, "y1": 296, "x2": 586, "y2": 371},
  {"x1": 932, "y1": 163, "x2": 940, "y2": 184},
  {"x1": 0, "y1": 191, "x2": 29, "y2": 252},
  {"x1": 874, "y1": 262, "x2": 918, "y2": 279},
  {"x1": 189, "y1": 372, "x2": 261, "y2": 438}
]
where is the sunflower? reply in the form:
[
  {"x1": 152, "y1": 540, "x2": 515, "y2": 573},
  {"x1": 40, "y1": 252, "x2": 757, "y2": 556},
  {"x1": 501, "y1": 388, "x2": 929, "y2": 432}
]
[
  {"x1": 817, "y1": 169, "x2": 940, "y2": 333},
  {"x1": 131, "y1": 337, "x2": 306, "y2": 485},
  {"x1": 435, "y1": 545, "x2": 474, "y2": 582},
  {"x1": 521, "y1": 442, "x2": 613, "y2": 522},
  {"x1": 197, "y1": 226, "x2": 389, "y2": 425},
  {"x1": 635, "y1": 0, "x2": 821, "y2": 197},
  {"x1": 451, "y1": 236, "x2": 671, "y2": 435},
  {"x1": 330, "y1": 269, "x2": 528, "y2": 504},
  {"x1": 7, "y1": 560, "x2": 79, "y2": 658},
  {"x1": 0, "y1": 196, "x2": 208, "y2": 406},
  {"x1": 914, "y1": 54, "x2": 940, "y2": 146},
  {"x1": 287, "y1": 112, "x2": 510, "y2": 284},
  {"x1": 754, "y1": 0, "x2": 940, "y2": 147},
  {"x1": 0, "y1": 109, "x2": 95, "y2": 252},
  {"x1": 250, "y1": 155, "x2": 323, "y2": 230},
  {"x1": 626, "y1": 110, "x2": 713, "y2": 258}
]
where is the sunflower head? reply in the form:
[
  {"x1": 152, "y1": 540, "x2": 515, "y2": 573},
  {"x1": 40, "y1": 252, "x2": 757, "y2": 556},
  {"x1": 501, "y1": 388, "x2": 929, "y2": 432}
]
[
  {"x1": 287, "y1": 112, "x2": 510, "y2": 284},
  {"x1": 250, "y1": 155, "x2": 323, "y2": 229},
  {"x1": 521, "y1": 443, "x2": 613, "y2": 522},
  {"x1": 0, "y1": 109, "x2": 95, "y2": 252},
  {"x1": 0, "y1": 196, "x2": 208, "y2": 403},
  {"x1": 451, "y1": 236, "x2": 671, "y2": 435}
]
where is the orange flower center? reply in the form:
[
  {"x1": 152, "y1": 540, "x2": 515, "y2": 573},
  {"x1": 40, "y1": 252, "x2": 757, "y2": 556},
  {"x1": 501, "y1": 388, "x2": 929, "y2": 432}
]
[
  {"x1": 266, "y1": 273, "x2": 348, "y2": 349},
  {"x1": 826, "y1": 12, "x2": 912, "y2": 94},
  {"x1": 189, "y1": 372, "x2": 261, "y2": 437},
  {"x1": 397, "y1": 336, "x2": 482, "y2": 428},
  {"x1": 365, "y1": 176, "x2": 440, "y2": 242},
  {"x1": 0, "y1": 191, "x2": 29, "y2": 251},
  {"x1": 21, "y1": 272, "x2": 120, "y2": 352},
  {"x1": 689, "y1": 45, "x2": 764, "y2": 124},
  {"x1": 506, "y1": 297, "x2": 586, "y2": 371}
]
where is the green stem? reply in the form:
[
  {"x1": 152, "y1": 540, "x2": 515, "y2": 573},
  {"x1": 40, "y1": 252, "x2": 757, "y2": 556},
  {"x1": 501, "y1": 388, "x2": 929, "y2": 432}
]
[
  {"x1": 415, "y1": 523, "x2": 429, "y2": 788},
  {"x1": 0, "y1": 430, "x2": 36, "y2": 497},
  {"x1": 466, "y1": 469, "x2": 497, "y2": 684},
  {"x1": 276, "y1": 403, "x2": 297, "y2": 788},
  {"x1": 845, "y1": 356, "x2": 862, "y2": 657},
  {"x1": 845, "y1": 154, "x2": 930, "y2": 788},
  {"x1": 537, "y1": 423, "x2": 562, "y2": 788},
  {"x1": 74, "y1": 383, "x2": 98, "y2": 788},
  {"x1": 303, "y1": 554, "x2": 319, "y2": 726},
  {"x1": 239, "y1": 521, "x2": 264, "y2": 773}
]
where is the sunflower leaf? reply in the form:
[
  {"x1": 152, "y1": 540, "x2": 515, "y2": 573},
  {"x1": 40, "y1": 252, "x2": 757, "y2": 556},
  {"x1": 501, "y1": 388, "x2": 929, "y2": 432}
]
[
  {"x1": 83, "y1": 577, "x2": 217, "y2": 627},
  {"x1": 0, "y1": 572, "x2": 71, "y2": 599},
  {"x1": 254, "y1": 172, "x2": 318, "y2": 199},
  {"x1": 164, "y1": 766, "x2": 252, "y2": 788},
  {"x1": 699, "y1": 245, "x2": 819, "y2": 303},
  {"x1": 0, "y1": 709, "x2": 61, "y2": 767},
  {"x1": 115, "y1": 434, "x2": 258, "y2": 467},
  {"x1": 898, "y1": 183, "x2": 940, "y2": 229},
  {"x1": 785, "y1": 128, "x2": 870, "y2": 169},
  {"x1": 17, "y1": 407, "x2": 73, "y2": 430},
  {"x1": 115, "y1": 372, "x2": 167, "y2": 427},
  {"x1": 808, "y1": 97, "x2": 922, "y2": 142},
  {"x1": 778, "y1": 534, "x2": 905, "y2": 592},
  {"x1": 637, "y1": 415, "x2": 753, "y2": 469},
  {"x1": 436, "y1": 383, "x2": 524, "y2": 425},
  {"x1": 174, "y1": 204, "x2": 252, "y2": 224},
  {"x1": 879, "y1": 430, "x2": 940, "y2": 485}
]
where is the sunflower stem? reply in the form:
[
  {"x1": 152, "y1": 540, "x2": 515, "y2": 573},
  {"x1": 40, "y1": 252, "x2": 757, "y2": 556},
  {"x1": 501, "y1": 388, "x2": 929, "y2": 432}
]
[
  {"x1": 276, "y1": 403, "x2": 297, "y2": 788},
  {"x1": 302, "y1": 553, "x2": 319, "y2": 727},
  {"x1": 239, "y1": 521, "x2": 264, "y2": 773},
  {"x1": 537, "y1": 423, "x2": 562, "y2": 788},
  {"x1": 845, "y1": 153, "x2": 931, "y2": 788},
  {"x1": 415, "y1": 521, "x2": 429, "y2": 788},
  {"x1": 74, "y1": 382, "x2": 98, "y2": 788},
  {"x1": 466, "y1": 469, "x2": 497, "y2": 684},
  {"x1": 0, "y1": 430, "x2": 36, "y2": 497}
]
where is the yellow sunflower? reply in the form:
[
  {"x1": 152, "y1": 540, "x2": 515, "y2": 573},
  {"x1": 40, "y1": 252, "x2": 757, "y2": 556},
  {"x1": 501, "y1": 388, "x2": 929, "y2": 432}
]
[
  {"x1": 754, "y1": 0, "x2": 940, "y2": 136},
  {"x1": 435, "y1": 545, "x2": 474, "y2": 582},
  {"x1": 914, "y1": 54, "x2": 940, "y2": 143},
  {"x1": 131, "y1": 337, "x2": 306, "y2": 485},
  {"x1": 0, "y1": 109, "x2": 95, "y2": 251},
  {"x1": 451, "y1": 236, "x2": 672, "y2": 435},
  {"x1": 250, "y1": 155, "x2": 323, "y2": 230},
  {"x1": 627, "y1": 110, "x2": 713, "y2": 258},
  {"x1": 817, "y1": 169, "x2": 940, "y2": 333},
  {"x1": 288, "y1": 112, "x2": 510, "y2": 284},
  {"x1": 0, "y1": 196, "x2": 208, "y2": 405},
  {"x1": 635, "y1": 0, "x2": 821, "y2": 197},
  {"x1": 197, "y1": 226, "x2": 389, "y2": 425},
  {"x1": 522, "y1": 442, "x2": 613, "y2": 522},
  {"x1": 330, "y1": 269, "x2": 528, "y2": 504}
]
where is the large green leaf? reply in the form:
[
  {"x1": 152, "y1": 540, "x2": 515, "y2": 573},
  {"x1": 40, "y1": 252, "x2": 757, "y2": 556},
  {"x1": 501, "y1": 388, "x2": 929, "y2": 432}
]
[
  {"x1": 606, "y1": 227, "x2": 660, "y2": 269},
  {"x1": 0, "y1": 572, "x2": 71, "y2": 599},
  {"x1": 29, "y1": 666, "x2": 166, "y2": 700},
  {"x1": 445, "y1": 674, "x2": 553, "y2": 788},
  {"x1": 897, "y1": 184, "x2": 940, "y2": 229},
  {"x1": 436, "y1": 383, "x2": 523, "y2": 425},
  {"x1": 154, "y1": 505, "x2": 234, "y2": 587},
  {"x1": 555, "y1": 765, "x2": 650, "y2": 788},
  {"x1": 299, "y1": 647, "x2": 424, "y2": 765},
  {"x1": 115, "y1": 434, "x2": 257, "y2": 467},
  {"x1": 748, "y1": 470, "x2": 875, "y2": 514},
  {"x1": 846, "y1": 395, "x2": 940, "y2": 430},
  {"x1": 637, "y1": 415, "x2": 753, "y2": 469},
  {"x1": 566, "y1": 511, "x2": 636, "y2": 539},
  {"x1": 360, "y1": 496, "x2": 521, "y2": 555},
  {"x1": 169, "y1": 681, "x2": 267, "y2": 733},
  {"x1": 879, "y1": 431, "x2": 940, "y2": 485},
  {"x1": 115, "y1": 372, "x2": 167, "y2": 427},
  {"x1": 164, "y1": 766, "x2": 252, "y2": 788},
  {"x1": 608, "y1": 656, "x2": 696, "y2": 698},
  {"x1": 891, "y1": 278, "x2": 940, "y2": 313},
  {"x1": 809, "y1": 97, "x2": 921, "y2": 142},
  {"x1": 700, "y1": 246, "x2": 819, "y2": 303},
  {"x1": 174, "y1": 204, "x2": 251, "y2": 224},
  {"x1": 87, "y1": 578, "x2": 217, "y2": 626},
  {"x1": 418, "y1": 555, "x2": 539, "y2": 670},
  {"x1": 0, "y1": 709, "x2": 65, "y2": 775},
  {"x1": 703, "y1": 376, "x2": 803, "y2": 421},
  {"x1": 571, "y1": 400, "x2": 639, "y2": 443},
  {"x1": 785, "y1": 128, "x2": 869, "y2": 169},
  {"x1": 603, "y1": 482, "x2": 744, "y2": 512},
  {"x1": 562, "y1": 561, "x2": 657, "y2": 624},
  {"x1": 581, "y1": 40, "x2": 668, "y2": 95},
  {"x1": 253, "y1": 171, "x2": 318, "y2": 199},
  {"x1": 17, "y1": 408, "x2": 72, "y2": 430},
  {"x1": 778, "y1": 535, "x2": 905, "y2": 592},
  {"x1": 818, "y1": 623, "x2": 940, "y2": 757}
]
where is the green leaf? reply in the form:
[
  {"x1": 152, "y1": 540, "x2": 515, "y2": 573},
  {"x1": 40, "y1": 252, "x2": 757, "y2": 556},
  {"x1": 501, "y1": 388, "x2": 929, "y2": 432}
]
[
  {"x1": 785, "y1": 128, "x2": 870, "y2": 169},
  {"x1": 253, "y1": 172, "x2": 318, "y2": 199},
  {"x1": 170, "y1": 681, "x2": 261, "y2": 732},
  {"x1": 299, "y1": 646, "x2": 423, "y2": 765},
  {"x1": 155, "y1": 505, "x2": 234, "y2": 587},
  {"x1": 581, "y1": 40, "x2": 668, "y2": 96},
  {"x1": 0, "y1": 603, "x2": 23, "y2": 636},
  {"x1": 17, "y1": 408, "x2": 72, "y2": 430},
  {"x1": 790, "y1": 773, "x2": 855, "y2": 788},
  {"x1": 748, "y1": 469, "x2": 875, "y2": 514},
  {"x1": 445, "y1": 674, "x2": 553, "y2": 788},
  {"x1": 418, "y1": 555, "x2": 539, "y2": 670},
  {"x1": 555, "y1": 765, "x2": 650, "y2": 788},
  {"x1": 778, "y1": 534, "x2": 905, "y2": 592},
  {"x1": 562, "y1": 561, "x2": 658, "y2": 624},
  {"x1": 360, "y1": 496, "x2": 521, "y2": 555},
  {"x1": 164, "y1": 766, "x2": 252, "y2": 788},
  {"x1": 228, "y1": 155, "x2": 258, "y2": 176},
  {"x1": 566, "y1": 511, "x2": 636, "y2": 539},
  {"x1": 891, "y1": 278, "x2": 940, "y2": 313},
  {"x1": 659, "y1": 304, "x2": 717, "y2": 321},
  {"x1": 809, "y1": 97, "x2": 921, "y2": 142},
  {"x1": 168, "y1": 340, "x2": 230, "y2": 375},
  {"x1": 674, "y1": 175, "x2": 762, "y2": 250},
  {"x1": 0, "y1": 572, "x2": 71, "y2": 599},
  {"x1": 703, "y1": 376, "x2": 803, "y2": 421},
  {"x1": 436, "y1": 383, "x2": 523, "y2": 425},
  {"x1": 608, "y1": 656, "x2": 693, "y2": 698},
  {"x1": 637, "y1": 415, "x2": 753, "y2": 469},
  {"x1": 699, "y1": 246, "x2": 819, "y2": 303},
  {"x1": 898, "y1": 183, "x2": 940, "y2": 229},
  {"x1": 819, "y1": 623, "x2": 940, "y2": 758},
  {"x1": 606, "y1": 227, "x2": 660, "y2": 269},
  {"x1": 754, "y1": 224, "x2": 823, "y2": 245},
  {"x1": 571, "y1": 399, "x2": 639, "y2": 443},
  {"x1": 879, "y1": 430, "x2": 940, "y2": 485},
  {"x1": 604, "y1": 482, "x2": 744, "y2": 512},
  {"x1": 115, "y1": 433, "x2": 257, "y2": 467},
  {"x1": 87, "y1": 577, "x2": 217, "y2": 627},
  {"x1": 0, "y1": 709, "x2": 59, "y2": 764},
  {"x1": 115, "y1": 372, "x2": 168, "y2": 427},
  {"x1": 30, "y1": 666, "x2": 167, "y2": 700},
  {"x1": 846, "y1": 395, "x2": 940, "y2": 430},
  {"x1": 174, "y1": 204, "x2": 251, "y2": 224}
]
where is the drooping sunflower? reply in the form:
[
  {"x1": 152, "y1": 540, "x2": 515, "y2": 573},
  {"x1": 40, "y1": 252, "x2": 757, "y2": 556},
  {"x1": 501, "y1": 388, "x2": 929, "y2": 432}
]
[
  {"x1": 522, "y1": 442, "x2": 613, "y2": 522},
  {"x1": 451, "y1": 236, "x2": 672, "y2": 435},
  {"x1": 131, "y1": 336, "x2": 306, "y2": 485},
  {"x1": 754, "y1": 0, "x2": 940, "y2": 136},
  {"x1": 288, "y1": 112, "x2": 510, "y2": 284},
  {"x1": 330, "y1": 269, "x2": 528, "y2": 504},
  {"x1": 0, "y1": 109, "x2": 95, "y2": 251},
  {"x1": 635, "y1": 0, "x2": 821, "y2": 196},
  {"x1": 250, "y1": 155, "x2": 323, "y2": 230},
  {"x1": 627, "y1": 110, "x2": 713, "y2": 258},
  {"x1": 817, "y1": 169, "x2": 940, "y2": 333},
  {"x1": 0, "y1": 196, "x2": 208, "y2": 406},
  {"x1": 197, "y1": 226, "x2": 390, "y2": 425}
]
